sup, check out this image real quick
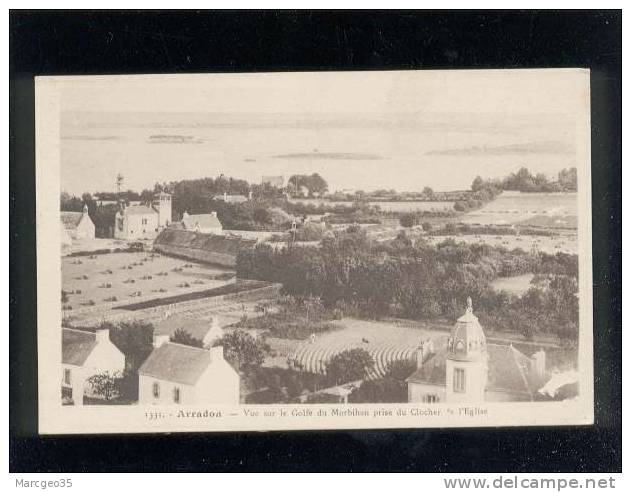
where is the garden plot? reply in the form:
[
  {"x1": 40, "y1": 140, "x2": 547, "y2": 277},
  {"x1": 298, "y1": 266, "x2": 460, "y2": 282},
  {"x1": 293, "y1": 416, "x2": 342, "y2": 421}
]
[
  {"x1": 61, "y1": 252, "x2": 234, "y2": 311},
  {"x1": 287, "y1": 318, "x2": 449, "y2": 379},
  {"x1": 424, "y1": 233, "x2": 577, "y2": 255}
]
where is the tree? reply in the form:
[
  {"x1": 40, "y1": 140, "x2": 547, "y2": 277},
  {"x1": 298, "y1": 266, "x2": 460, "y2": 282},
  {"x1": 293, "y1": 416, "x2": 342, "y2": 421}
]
[
  {"x1": 384, "y1": 359, "x2": 416, "y2": 381},
  {"x1": 253, "y1": 207, "x2": 271, "y2": 224},
  {"x1": 108, "y1": 321, "x2": 154, "y2": 372},
  {"x1": 307, "y1": 173, "x2": 328, "y2": 196},
  {"x1": 213, "y1": 329, "x2": 266, "y2": 371},
  {"x1": 400, "y1": 213, "x2": 416, "y2": 228},
  {"x1": 471, "y1": 176, "x2": 485, "y2": 192},
  {"x1": 421, "y1": 221, "x2": 433, "y2": 232},
  {"x1": 422, "y1": 186, "x2": 434, "y2": 198},
  {"x1": 558, "y1": 167, "x2": 577, "y2": 191},
  {"x1": 326, "y1": 348, "x2": 374, "y2": 384},
  {"x1": 170, "y1": 328, "x2": 204, "y2": 348},
  {"x1": 349, "y1": 378, "x2": 407, "y2": 403},
  {"x1": 288, "y1": 173, "x2": 328, "y2": 197},
  {"x1": 87, "y1": 371, "x2": 122, "y2": 401}
]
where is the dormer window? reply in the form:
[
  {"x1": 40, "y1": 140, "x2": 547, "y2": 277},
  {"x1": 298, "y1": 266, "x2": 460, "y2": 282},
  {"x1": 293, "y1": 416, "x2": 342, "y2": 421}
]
[{"x1": 454, "y1": 340, "x2": 466, "y2": 354}]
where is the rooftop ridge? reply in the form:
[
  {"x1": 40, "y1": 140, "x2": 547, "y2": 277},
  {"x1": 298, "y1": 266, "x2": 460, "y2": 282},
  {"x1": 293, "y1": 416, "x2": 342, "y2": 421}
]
[{"x1": 163, "y1": 341, "x2": 210, "y2": 352}]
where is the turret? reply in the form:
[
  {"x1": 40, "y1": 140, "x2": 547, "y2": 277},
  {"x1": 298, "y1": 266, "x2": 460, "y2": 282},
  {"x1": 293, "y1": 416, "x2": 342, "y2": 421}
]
[
  {"x1": 153, "y1": 191, "x2": 172, "y2": 228},
  {"x1": 445, "y1": 297, "x2": 488, "y2": 403}
]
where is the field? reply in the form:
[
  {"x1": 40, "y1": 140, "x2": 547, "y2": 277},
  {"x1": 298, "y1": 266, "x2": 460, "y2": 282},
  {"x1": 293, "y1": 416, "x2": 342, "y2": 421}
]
[
  {"x1": 62, "y1": 251, "x2": 234, "y2": 311},
  {"x1": 424, "y1": 232, "x2": 577, "y2": 255},
  {"x1": 284, "y1": 318, "x2": 450, "y2": 379},
  {"x1": 287, "y1": 198, "x2": 455, "y2": 213},
  {"x1": 462, "y1": 191, "x2": 577, "y2": 228},
  {"x1": 490, "y1": 274, "x2": 535, "y2": 296}
]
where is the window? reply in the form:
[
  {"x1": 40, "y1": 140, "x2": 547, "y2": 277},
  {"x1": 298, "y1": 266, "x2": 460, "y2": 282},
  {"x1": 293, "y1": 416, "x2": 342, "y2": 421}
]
[
  {"x1": 142, "y1": 218, "x2": 148, "y2": 225},
  {"x1": 453, "y1": 368, "x2": 466, "y2": 393},
  {"x1": 63, "y1": 368, "x2": 71, "y2": 385},
  {"x1": 423, "y1": 394, "x2": 439, "y2": 403},
  {"x1": 173, "y1": 387, "x2": 181, "y2": 404},
  {"x1": 152, "y1": 382, "x2": 160, "y2": 398}
]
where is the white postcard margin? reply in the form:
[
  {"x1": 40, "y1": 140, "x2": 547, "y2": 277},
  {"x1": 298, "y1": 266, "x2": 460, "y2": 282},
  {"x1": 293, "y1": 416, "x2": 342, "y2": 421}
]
[{"x1": 35, "y1": 70, "x2": 594, "y2": 435}]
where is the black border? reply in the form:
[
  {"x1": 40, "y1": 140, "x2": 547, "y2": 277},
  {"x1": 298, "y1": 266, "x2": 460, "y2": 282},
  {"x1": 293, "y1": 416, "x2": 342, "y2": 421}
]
[{"x1": 9, "y1": 10, "x2": 622, "y2": 472}]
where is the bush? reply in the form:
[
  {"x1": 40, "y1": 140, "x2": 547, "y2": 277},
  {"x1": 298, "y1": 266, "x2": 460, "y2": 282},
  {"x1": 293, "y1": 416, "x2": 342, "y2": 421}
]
[
  {"x1": 400, "y1": 213, "x2": 416, "y2": 228},
  {"x1": 170, "y1": 328, "x2": 204, "y2": 348},
  {"x1": 213, "y1": 329, "x2": 267, "y2": 371},
  {"x1": 326, "y1": 348, "x2": 374, "y2": 384}
]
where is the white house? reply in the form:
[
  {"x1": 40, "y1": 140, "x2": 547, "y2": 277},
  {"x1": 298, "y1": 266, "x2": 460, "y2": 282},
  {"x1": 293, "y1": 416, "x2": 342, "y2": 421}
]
[
  {"x1": 181, "y1": 211, "x2": 223, "y2": 235},
  {"x1": 114, "y1": 192, "x2": 172, "y2": 240},
  {"x1": 212, "y1": 191, "x2": 250, "y2": 204},
  {"x1": 138, "y1": 340, "x2": 239, "y2": 406},
  {"x1": 261, "y1": 175, "x2": 285, "y2": 188},
  {"x1": 61, "y1": 204, "x2": 95, "y2": 240},
  {"x1": 153, "y1": 314, "x2": 225, "y2": 348},
  {"x1": 61, "y1": 328, "x2": 126, "y2": 405},
  {"x1": 406, "y1": 298, "x2": 549, "y2": 404},
  {"x1": 60, "y1": 222, "x2": 73, "y2": 252}
]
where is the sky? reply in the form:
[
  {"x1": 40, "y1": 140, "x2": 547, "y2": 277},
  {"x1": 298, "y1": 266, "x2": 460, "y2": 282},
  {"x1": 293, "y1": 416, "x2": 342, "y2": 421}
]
[{"x1": 55, "y1": 70, "x2": 590, "y2": 195}]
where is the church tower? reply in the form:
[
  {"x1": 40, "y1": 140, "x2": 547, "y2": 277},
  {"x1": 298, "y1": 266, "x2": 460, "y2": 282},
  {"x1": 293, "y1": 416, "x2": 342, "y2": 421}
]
[
  {"x1": 153, "y1": 191, "x2": 172, "y2": 228},
  {"x1": 445, "y1": 297, "x2": 488, "y2": 403}
]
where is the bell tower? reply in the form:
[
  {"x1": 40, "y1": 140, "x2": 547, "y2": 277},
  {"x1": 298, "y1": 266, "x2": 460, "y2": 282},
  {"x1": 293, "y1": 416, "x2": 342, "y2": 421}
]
[
  {"x1": 153, "y1": 191, "x2": 172, "y2": 228},
  {"x1": 445, "y1": 297, "x2": 488, "y2": 403}
]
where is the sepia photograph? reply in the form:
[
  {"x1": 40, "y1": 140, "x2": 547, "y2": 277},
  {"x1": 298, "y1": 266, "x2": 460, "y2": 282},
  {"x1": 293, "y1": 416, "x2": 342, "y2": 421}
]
[{"x1": 35, "y1": 69, "x2": 593, "y2": 433}]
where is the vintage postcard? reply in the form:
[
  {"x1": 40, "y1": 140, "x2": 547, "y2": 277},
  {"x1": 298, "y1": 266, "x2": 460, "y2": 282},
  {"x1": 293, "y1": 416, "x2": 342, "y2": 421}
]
[{"x1": 36, "y1": 69, "x2": 593, "y2": 434}]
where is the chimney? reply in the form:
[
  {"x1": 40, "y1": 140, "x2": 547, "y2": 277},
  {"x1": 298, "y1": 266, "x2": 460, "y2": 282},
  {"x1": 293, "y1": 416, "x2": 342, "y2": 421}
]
[
  {"x1": 248, "y1": 190, "x2": 253, "y2": 200},
  {"x1": 95, "y1": 329, "x2": 110, "y2": 344},
  {"x1": 153, "y1": 334, "x2": 170, "y2": 348},
  {"x1": 83, "y1": 203, "x2": 89, "y2": 214},
  {"x1": 223, "y1": 191, "x2": 227, "y2": 201},
  {"x1": 415, "y1": 342, "x2": 425, "y2": 370},
  {"x1": 182, "y1": 211, "x2": 189, "y2": 219},
  {"x1": 211, "y1": 211, "x2": 217, "y2": 217},
  {"x1": 210, "y1": 345, "x2": 224, "y2": 362},
  {"x1": 530, "y1": 349, "x2": 546, "y2": 383}
]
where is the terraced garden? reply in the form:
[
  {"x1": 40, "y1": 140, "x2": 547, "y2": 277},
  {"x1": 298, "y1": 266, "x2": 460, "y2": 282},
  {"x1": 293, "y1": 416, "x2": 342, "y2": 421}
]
[{"x1": 286, "y1": 318, "x2": 449, "y2": 379}]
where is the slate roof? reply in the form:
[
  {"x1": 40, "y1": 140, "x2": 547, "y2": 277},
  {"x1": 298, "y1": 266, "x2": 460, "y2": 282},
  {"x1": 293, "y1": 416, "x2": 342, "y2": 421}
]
[
  {"x1": 406, "y1": 343, "x2": 535, "y2": 396},
  {"x1": 60, "y1": 212, "x2": 84, "y2": 230},
  {"x1": 154, "y1": 229, "x2": 256, "y2": 255},
  {"x1": 182, "y1": 213, "x2": 222, "y2": 231},
  {"x1": 123, "y1": 205, "x2": 157, "y2": 216},
  {"x1": 62, "y1": 328, "x2": 97, "y2": 366},
  {"x1": 138, "y1": 343, "x2": 212, "y2": 385}
]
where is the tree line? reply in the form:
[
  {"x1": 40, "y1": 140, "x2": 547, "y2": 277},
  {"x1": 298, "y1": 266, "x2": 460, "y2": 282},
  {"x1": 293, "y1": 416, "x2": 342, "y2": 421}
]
[{"x1": 472, "y1": 166, "x2": 578, "y2": 193}]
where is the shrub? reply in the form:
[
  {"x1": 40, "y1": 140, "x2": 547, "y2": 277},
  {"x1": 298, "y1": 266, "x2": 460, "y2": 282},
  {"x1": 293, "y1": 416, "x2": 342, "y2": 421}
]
[
  {"x1": 170, "y1": 328, "x2": 204, "y2": 348},
  {"x1": 326, "y1": 348, "x2": 374, "y2": 384},
  {"x1": 400, "y1": 213, "x2": 416, "y2": 228}
]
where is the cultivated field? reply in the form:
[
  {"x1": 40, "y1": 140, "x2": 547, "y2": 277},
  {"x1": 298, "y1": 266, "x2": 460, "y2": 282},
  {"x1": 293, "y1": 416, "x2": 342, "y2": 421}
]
[
  {"x1": 424, "y1": 233, "x2": 578, "y2": 255},
  {"x1": 285, "y1": 318, "x2": 450, "y2": 379},
  {"x1": 462, "y1": 191, "x2": 577, "y2": 228},
  {"x1": 62, "y1": 251, "x2": 234, "y2": 311}
]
